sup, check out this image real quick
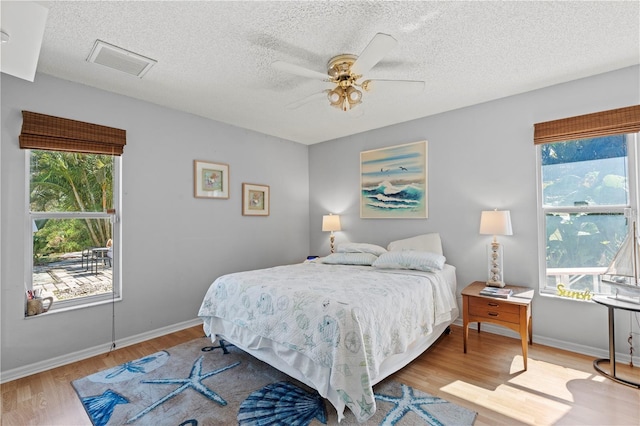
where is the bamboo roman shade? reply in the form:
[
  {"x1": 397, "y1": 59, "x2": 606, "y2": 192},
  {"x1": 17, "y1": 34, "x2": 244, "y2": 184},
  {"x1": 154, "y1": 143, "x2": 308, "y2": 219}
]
[
  {"x1": 19, "y1": 111, "x2": 126, "y2": 155},
  {"x1": 534, "y1": 105, "x2": 640, "y2": 145}
]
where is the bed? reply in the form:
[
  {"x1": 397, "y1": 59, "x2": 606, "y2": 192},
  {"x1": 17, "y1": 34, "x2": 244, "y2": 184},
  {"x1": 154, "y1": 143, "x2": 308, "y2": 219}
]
[{"x1": 198, "y1": 234, "x2": 459, "y2": 422}]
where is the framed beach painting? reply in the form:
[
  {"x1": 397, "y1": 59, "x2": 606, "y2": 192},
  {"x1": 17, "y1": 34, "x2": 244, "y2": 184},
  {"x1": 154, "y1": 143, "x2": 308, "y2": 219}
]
[
  {"x1": 194, "y1": 160, "x2": 229, "y2": 199},
  {"x1": 360, "y1": 140, "x2": 428, "y2": 219},
  {"x1": 242, "y1": 183, "x2": 270, "y2": 216}
]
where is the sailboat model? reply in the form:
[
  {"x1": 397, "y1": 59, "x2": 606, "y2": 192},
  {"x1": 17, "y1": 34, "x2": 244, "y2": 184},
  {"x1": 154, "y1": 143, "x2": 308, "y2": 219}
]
[{"x1": 601, "y1": 220, "x2": 640, "y2": 304}]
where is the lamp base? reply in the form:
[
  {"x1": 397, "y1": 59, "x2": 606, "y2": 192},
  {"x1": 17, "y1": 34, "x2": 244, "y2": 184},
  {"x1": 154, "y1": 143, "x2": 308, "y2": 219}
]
[
  {"x1": 486, "y1": 242, "x2": 505, "y2": 287},
  {"x1": 486, "y1": 279, "x2": 506, "y2": 288}
]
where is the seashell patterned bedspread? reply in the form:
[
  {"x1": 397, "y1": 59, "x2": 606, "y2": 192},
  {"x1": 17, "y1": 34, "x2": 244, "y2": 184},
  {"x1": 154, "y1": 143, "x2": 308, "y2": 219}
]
[{"x1": 198, "y1": 262, "x2": 457, "y2": 423}]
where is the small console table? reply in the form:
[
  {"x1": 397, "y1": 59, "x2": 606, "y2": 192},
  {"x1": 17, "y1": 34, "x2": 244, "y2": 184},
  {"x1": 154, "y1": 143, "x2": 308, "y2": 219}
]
[{"x1": 592, "y1": 295, "x2": 640, "y2": 388}]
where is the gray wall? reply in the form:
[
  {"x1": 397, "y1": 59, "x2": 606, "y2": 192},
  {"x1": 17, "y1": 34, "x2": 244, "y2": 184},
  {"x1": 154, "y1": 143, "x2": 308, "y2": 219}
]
[
  {"x1": 1, "y1": 73, "x2": 309, "y2": 373},
  {"x1": 309, "y1": 66, "x2": 640, "y2": 356},
  {"x1": 2, "y1": 66, "x2": 639, "y2": 377}
]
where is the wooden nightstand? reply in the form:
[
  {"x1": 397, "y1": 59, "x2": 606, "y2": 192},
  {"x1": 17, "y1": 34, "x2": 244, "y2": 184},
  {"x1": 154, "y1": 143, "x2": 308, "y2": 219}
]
[{"x1": 462, "y1": 281, "x2": 534, "y2": 370}]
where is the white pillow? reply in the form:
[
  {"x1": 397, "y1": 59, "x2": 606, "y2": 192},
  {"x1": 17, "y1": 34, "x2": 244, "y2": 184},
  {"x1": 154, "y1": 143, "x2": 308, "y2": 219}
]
[
  {"x1": 321, "y1": 252, "x2": 378, "y2": 266},
  {"x1": 387, "y1": 233, "x2": 443, "y2": 255},
  {"x1": 336, "y1": 242, "x2": 387, "y2": 256},
  {"x1": 372, "y1": 250, "x2": 446, "y2": 272}
]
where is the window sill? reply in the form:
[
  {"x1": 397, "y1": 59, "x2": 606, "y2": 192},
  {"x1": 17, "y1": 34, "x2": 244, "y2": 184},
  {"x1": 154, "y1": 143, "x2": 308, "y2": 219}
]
[{"x1": 24, "y1": 295, "x2": 122, "y2": 318}]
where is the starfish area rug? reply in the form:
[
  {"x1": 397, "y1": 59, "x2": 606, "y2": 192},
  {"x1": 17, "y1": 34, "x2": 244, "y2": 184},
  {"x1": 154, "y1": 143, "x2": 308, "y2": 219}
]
[{"x1": 72, "y1": 336, "x2": 477, "y2": 425}]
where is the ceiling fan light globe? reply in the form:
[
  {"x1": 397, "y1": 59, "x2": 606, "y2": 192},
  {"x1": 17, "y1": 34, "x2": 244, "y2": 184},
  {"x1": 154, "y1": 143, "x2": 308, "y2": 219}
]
[
  {"x1": 328, "y1": 89, "x2": 342, "y2": 104},
  {"x1": 347, "y1": 87, "x2": 362, "y2": 102}
]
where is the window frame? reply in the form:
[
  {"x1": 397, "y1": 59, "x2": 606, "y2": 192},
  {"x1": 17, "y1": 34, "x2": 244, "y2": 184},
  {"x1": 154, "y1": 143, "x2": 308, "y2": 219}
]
[
  {"x1": 25, "y1": 150, "x2": 122, "y2": 313},
  {"x1": 535, "y1": 133, "x2": 639, "y2": 300}
]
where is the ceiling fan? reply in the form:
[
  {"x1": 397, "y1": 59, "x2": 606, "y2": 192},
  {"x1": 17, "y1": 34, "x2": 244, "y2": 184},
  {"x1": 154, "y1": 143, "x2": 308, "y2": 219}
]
[{"x1": 272, "y1": 33, "x2": 425, "y2": 112}]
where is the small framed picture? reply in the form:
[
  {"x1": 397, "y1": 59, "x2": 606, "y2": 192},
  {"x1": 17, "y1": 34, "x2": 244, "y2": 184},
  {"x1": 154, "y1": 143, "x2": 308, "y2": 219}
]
[
  {"x1": 194, "y1": 160, "x2": 230, "y2": 199},
  {"x1": 242, "y1": 183, "x2": 270, "y2": 216}
]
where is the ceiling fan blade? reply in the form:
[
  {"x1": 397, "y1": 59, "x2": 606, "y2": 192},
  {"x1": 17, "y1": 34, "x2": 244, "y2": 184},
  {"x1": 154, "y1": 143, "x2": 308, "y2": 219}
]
[
  {"x1": 351, "y1": 33, "x2": 398, "y2": 76},
  {"x1": 363, "y1": 79, "x2": 425, "y2": 94},
  {"x1": 286, "y1": 91, "x2": 328, "y2": 109},
  {"x1": 272, "y1": 60, "x2": 330, "y2": 81}
]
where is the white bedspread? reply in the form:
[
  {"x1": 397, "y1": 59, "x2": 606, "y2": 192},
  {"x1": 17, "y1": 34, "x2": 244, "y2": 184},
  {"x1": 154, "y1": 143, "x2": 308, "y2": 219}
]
[{"x1": 198, "y1": 262, "x2": 457, "y2": 422}]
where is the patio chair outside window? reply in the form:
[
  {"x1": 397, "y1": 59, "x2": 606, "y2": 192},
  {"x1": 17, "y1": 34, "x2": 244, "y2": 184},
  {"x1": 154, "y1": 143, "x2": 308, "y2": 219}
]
[
  {"x1": 90, "y1": 247, "x2": 111, "y2": 274},
  {"x1": 81, "y1": 248, "x2": 92, "y2": 270}
]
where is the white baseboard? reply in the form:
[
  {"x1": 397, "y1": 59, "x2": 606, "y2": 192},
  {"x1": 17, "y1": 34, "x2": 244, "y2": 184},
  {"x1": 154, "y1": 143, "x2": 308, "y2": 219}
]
[
  {"x1": 451, "y1": 318, "x2": 631, "y2": 364},
  {"x1": 2, "y1": 318, "x2": 631, "y2": 384},
  {"x1": 0, "y1": 318, "x2": 203, "y2": 384}
]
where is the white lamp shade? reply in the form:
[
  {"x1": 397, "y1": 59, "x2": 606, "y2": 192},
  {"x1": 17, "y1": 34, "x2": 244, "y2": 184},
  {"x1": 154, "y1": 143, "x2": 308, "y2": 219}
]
[
  {"x1": 322, "y1": 214, "x2": 341, "y2": 232},
  {"x1": 479, "y1": 210, "x2": 513, "y2": 236}
]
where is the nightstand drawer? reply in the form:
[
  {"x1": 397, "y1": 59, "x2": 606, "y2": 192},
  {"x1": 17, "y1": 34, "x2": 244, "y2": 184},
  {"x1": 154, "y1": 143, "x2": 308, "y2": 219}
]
[
  {"x1": 469, "y1": 297, "x2": 520, "y2": 324},
  {"x1": 469, "y1": 305, "x2": 520, "y2": 324},
  {"x1": 469, "y1": 296, "x2": 520, "y2": 314}
]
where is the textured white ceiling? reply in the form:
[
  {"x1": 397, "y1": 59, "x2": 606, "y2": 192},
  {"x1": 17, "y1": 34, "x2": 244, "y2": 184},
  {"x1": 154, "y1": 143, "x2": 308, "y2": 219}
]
[{"x1": 21, "y1": 1, "x2": 640, "y2": 144}]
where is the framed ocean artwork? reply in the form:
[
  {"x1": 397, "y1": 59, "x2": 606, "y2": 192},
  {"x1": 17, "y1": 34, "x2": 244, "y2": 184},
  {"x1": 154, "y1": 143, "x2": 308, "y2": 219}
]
[{"x1": 360, "y1": 141, "x2": 428, "y2": 219}]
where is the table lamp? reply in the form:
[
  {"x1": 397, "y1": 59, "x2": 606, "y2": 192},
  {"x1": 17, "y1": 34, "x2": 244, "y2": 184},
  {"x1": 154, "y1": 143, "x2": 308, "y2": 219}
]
[
  {"x1": 322, "y1": 214, "x2": 341, "y2": 253},
  {"x1": 479, "y1": 209, "x2": 513, "y2": 287}
]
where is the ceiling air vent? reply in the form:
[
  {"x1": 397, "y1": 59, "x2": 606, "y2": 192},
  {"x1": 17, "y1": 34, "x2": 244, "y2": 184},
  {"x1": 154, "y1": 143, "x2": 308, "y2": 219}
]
[{"x1": 87, "y1": 40, "x2": 156, "y2": 78}]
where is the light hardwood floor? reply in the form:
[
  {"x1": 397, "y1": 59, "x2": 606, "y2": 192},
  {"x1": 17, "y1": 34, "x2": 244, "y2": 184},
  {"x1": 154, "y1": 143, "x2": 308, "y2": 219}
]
[{"x1": 1, "y1": 324, "x2": 638, "y2": 425}]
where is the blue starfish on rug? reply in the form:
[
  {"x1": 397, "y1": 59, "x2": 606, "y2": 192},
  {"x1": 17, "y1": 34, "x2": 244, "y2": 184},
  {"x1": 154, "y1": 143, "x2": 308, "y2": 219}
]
[
  {"x1": 376, "y1": 383, "x2": 451, "y2": 426},
  {"x1": 125, "y1": 355, "x2": 240, "y2": 423}
]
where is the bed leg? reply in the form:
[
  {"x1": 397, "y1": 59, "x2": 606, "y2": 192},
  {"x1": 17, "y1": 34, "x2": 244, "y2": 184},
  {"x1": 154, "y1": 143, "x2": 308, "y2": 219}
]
[{"x1": 445, "y1": 326, "x2": 452, "y2": 335}]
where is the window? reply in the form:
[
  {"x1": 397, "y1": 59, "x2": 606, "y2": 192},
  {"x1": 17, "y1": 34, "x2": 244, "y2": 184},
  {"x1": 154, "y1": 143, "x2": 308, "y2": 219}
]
[
  {"x1": 28, "y1": 150, "x2": 121, "y2": 311},
  {"x1": 534, "y1": 105, "x2": 640, "y2": 301},
  {"x1": 20, "y1": 111, "x2": 125, "y2": 313},
  {"x1": 536, "y1": 135, "x2": 637, "y2": 299}
]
